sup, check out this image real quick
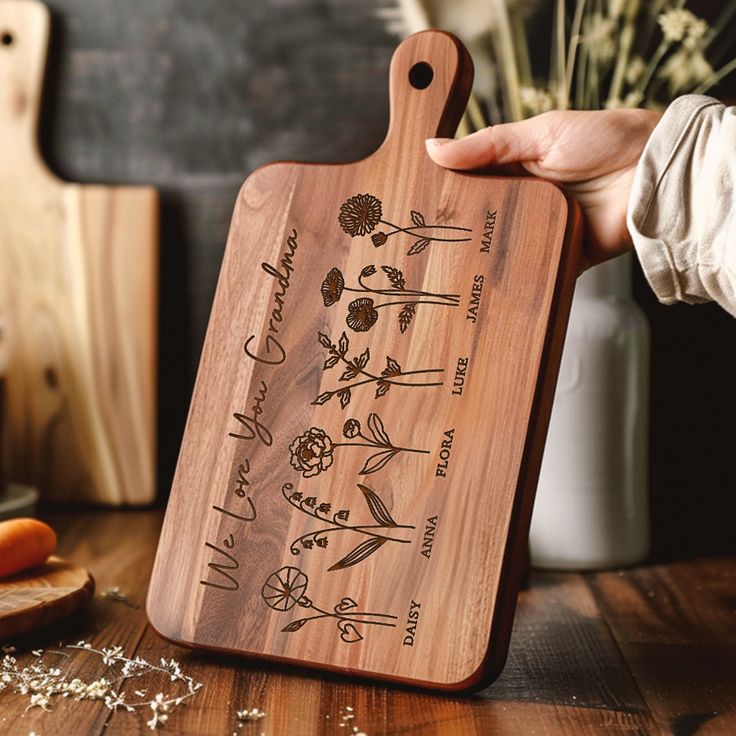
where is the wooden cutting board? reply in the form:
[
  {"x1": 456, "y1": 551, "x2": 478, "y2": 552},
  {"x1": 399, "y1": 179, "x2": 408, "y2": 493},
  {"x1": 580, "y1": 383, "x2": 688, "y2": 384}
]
[
  {"x1": 148, "y1": 31, "x2": 582, "y2": 690},
  {"x1": 0, "y1": 0, "x2": 157, "y2": 505},
  {"x1": 0, "y1": 556, "x2": 94, "y2": 639}
]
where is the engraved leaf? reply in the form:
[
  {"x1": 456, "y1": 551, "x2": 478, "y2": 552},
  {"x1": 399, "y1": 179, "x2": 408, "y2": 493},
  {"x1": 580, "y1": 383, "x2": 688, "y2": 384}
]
[
  {"x1": 375, "y1": 380, "x2": 390, "y2": 399},
  {"x1": 411, "y1": 210, "x2": 425, "y2": 227},
  {"x1": 338, "y1": 331, "x2": 349, "y2": 355},
  {"x1": 360, "y1": 265, "x2": 377, "y2": 277},
  {"x1": 328, "y1": 537, "x2": 387, "y2": 571},
  {"x1": 335, "y1": 596, "x2": 358, "y2": 612},
  {"x1": 407, "y1": 237, "x2": 430, "y2": 256},
  {"x1": 367, "y1": 412, "x2": 391, "y2": 445},
  {"x1": 339, "y1": 621, "x2": 364, "y2": 644},
  {"x1": 355, "y1": 347, "x2": 370, "y2": 369},
  {"x1": 340, "y1": 366, "x2": 358, "y2": 381},
  {"x1": 398, "y1": 304, "x2": 416, "y2": 333},
  {"x1": 282, "y1": 619, "x2": 307, "y2": 633},
  {"x1": 339, "y1": 388, "x2": 352, "y2": 409},
  {"x1": 312, "y1": 391, "x2": 333, "y2": 406},
  {"x1": 358, "y1": 483, "x2": 398, "y2": 527},
  {"x1": 381, "y1": 265, "x2": 405, "y2": 290},
  {"x1": 359, "y1": 449, "x2": 397, "y2": 475},
  {"x1": 318, "y1": 332, "x2": 333, "y2": 349},
  {"x1": 323, "y1": 355, "x2": 339, "y2": 370},
  {"x1": 383, "y1": 356, "x2": 402, "y2": 376}
]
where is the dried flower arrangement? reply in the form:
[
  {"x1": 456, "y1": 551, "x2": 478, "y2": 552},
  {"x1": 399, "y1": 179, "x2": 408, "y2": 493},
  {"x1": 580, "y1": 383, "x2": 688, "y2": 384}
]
[
  {"x1": 378, "y1": 0, "x2": 736, "y2": 123},
  {"x1": 0, "y1": 642, "x2": 202, "y2": 730}
]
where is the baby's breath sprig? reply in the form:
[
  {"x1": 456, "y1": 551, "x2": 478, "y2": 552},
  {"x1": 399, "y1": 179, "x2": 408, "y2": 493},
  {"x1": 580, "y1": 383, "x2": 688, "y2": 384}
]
[
  {"x1": 0, "y1": 642, "x2": 203, "y2": 730},
  {"x1": 380, "y1": 0, "x2": 736, "y2": 122}
]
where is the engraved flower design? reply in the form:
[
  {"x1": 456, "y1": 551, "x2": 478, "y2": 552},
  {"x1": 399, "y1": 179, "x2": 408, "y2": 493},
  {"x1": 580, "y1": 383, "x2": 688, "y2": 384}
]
[
  {"x1": 319, "y1": 266, "x2": 459, "y2": 334},
  {"x1": 338, "y1": 194, "x2": 383, "y2": 237},
  {"x1": 289, "y1": 414, "x2": 428, "y2": 478},
  {"x1": 320, "y1": 267, "x2": 345, "y2": 307},
  {"x1": 261, "y1": 566, "x2": 308, "y2": 612},
  {"x1": 289, "y1": 428, "x2": 334, "y2": 478},
  {"x1": 371, "y1": 231, "x2": 388, "y2": 247},
  {"x1": 338, "y1": 192, "x2": 472, "y2": 256},
  {"x1": 261, "y1": 564, "x2": 397, "y2": 642},
  {"x1": 346, "y1": 298, "x2": 379, "y2": 332}
]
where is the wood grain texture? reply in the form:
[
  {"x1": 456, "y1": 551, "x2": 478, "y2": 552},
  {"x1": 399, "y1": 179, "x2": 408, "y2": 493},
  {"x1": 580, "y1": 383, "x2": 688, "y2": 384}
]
[
  {"x1": 588, "y1": 558, "x2": 736, "y2": 735},
  {"x1": 148, "y1": 31, "x2": 582, "y2": 690},
  {"x1": 0, "y1": 0, "x2": 157, "y2": 505},
  {"x1": 5, "y1": 510, "x2": 735, "y2": 735},
  {"x1": 0, "y1": 555, "x2": 94, "y2": 639}
]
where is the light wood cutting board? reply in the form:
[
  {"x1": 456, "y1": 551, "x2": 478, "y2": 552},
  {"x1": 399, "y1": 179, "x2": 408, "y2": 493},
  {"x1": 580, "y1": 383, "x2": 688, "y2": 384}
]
[
  {"x1": 148, "y1": 31, "x2": 582, "y2": 689},
  {"x1": 0, "y1": 555, "x2": 94, "y2": 639},
  {"x1": 0, "y1": 0, "x2": 157, "y2": 505}
]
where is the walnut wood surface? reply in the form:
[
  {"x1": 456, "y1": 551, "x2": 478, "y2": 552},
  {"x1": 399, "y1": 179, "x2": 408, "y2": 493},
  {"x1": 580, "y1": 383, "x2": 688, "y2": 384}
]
[
  {"x1": 0, "y1": 554, "x2": 94, "y2": 639},
  {"x1": 0, "y1": 0, "x2": 157, "y2": 505},
  {"x1": 148, "y1": 31, "x2": 582, "y2": 689},
  {"x1": 4, "y1": 511, "x2": 734, "y2": 735}
]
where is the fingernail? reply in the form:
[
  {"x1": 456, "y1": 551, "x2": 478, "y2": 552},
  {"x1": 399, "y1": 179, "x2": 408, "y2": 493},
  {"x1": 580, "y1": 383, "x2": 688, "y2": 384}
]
[{"x1": 425, "y1": 138, "x2": 453, "y2": 148}]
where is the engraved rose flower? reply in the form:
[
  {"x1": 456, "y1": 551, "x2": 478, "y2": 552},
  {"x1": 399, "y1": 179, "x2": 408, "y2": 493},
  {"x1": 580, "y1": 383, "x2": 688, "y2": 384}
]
[
  {"x1": 261, "y1": 566, "x2": 308, "y2": 612},
  {"x1": 289, "y1": 413, "x2": 428, "y2": 478},
  {"x1": 338, "y1": 193, "x2": 383, "y2": 237},
  {"x1": 289, "y1": 428, "x2": 334, "y2": 478},
  {"x1": 342, "y1": 418, "x2": 361, "y2": 438}
]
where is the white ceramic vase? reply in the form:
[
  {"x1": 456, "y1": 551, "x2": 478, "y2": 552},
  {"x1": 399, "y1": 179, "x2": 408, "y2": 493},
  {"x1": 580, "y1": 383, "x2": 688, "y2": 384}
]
[{"x1": 530, "y1": 254, "x2": 650, "y2": 570}]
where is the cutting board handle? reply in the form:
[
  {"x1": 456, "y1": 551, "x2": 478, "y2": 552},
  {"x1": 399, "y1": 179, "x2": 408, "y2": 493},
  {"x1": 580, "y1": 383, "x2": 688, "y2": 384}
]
[
  {"x1": 0, "y1": 0, "x2": 50, "y2": 162},
  {"x1": 379, "y1": 30, "x2": 473, "y2": 159}
]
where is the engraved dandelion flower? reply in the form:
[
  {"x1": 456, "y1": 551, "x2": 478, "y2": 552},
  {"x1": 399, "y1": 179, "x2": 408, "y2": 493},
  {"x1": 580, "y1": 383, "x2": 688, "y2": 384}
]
[
  {"x1": 321, "y1": 267, "x2": 345, "y2": 307},
  {"x1": 346, "y1": 297, "x2": 379, "y2": 332},
  {"x1": 339, "y1": 194, "x2": 383, "y2": 237},
  {"x1": 289, "y1": 427, "x2": 334, "y2": 478},
  {"x1": 261, "y1": 566, "x2": 308, "y2": 611}
]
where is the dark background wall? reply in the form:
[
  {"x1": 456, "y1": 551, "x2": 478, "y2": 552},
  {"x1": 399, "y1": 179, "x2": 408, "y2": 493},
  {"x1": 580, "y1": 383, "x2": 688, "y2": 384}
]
[{"x1": 35, "y1": 0, "x2": 734, "y2": 560}]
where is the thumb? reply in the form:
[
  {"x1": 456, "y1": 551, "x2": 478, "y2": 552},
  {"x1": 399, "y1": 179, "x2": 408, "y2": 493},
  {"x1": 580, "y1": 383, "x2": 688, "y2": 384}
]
[{"x1": 425, "y1": 116, "x2": 556, "y2": 171}]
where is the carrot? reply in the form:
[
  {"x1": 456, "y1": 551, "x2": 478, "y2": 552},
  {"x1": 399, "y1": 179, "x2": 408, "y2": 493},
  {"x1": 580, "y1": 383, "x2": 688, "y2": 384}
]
[{"x1": 0, "y1": 518, "x2": 57, "y2": 578}]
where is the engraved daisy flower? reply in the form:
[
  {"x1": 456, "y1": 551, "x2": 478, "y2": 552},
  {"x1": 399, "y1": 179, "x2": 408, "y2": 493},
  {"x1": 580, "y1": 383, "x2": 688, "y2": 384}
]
[
  {"x1": 321, "y1": 267, "x2": 345, "y2": 307},
  {"x1": 338, "y1": 194, "x2": 383, "y2": 237},
  {"x1": 261, "y1": 566, "x2": 308, "y2": 611},
  {"x1": 346, "y1": 297, "x2": 379, "y2": 332},
  {"x1": 289, "y1": 427, "x2": 334, "y2": 478}
]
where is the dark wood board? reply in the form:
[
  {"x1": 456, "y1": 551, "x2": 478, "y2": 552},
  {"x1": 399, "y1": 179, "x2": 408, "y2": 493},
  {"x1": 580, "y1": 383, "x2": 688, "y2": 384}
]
[{"x1": 147, "y1": 31, "x2": 583, "y2": 690}]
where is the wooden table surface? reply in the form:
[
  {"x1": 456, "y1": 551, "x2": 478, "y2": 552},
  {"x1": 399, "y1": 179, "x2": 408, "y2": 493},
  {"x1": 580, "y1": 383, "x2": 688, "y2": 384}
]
[{"x1": 1, "y1": 510, "x2": 734, "y2": 735}]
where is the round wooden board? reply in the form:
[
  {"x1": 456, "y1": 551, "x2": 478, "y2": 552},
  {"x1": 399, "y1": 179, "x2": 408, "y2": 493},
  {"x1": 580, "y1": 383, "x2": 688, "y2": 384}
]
[{"x1": 0, "y1": 556, "x2": 95, "y2": 639}]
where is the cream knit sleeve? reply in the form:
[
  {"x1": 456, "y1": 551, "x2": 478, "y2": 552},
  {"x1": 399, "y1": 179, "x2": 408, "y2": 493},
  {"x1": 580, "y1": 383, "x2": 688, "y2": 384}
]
[{"x1": 627, "y1": 94, "x2": 736, "y2": 317}]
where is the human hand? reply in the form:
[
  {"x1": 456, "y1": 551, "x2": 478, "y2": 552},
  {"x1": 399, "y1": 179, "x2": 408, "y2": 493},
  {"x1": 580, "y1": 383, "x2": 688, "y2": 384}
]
[{"x1": 426, "y1": 109, "x2": 662, "y2": 270}]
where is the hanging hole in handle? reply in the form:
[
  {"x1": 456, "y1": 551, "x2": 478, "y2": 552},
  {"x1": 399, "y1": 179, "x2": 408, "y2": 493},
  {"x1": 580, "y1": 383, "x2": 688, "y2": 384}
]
[
  {"x1": 1, "y1": 31, "x2": 14, "y2": 47},
  {"x1": 408, "y1": 61, "x2": 433, "y2": 90}
]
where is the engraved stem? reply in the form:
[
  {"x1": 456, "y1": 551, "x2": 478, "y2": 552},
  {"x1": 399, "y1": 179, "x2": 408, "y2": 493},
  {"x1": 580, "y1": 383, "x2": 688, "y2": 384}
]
[
  {"x1": 299, "y1": 605, "x2": 397, "y2": 626},
  {"x1": 373, "y1": 299, "x2": 460, "y2": 309},
  {"x1": 355, "y1": 273, "x2": 459, "y2": 301},
  {"x1": 292, "y1": 524, "x2": 412, "y2": 548},
  {"x1": 330, "y1": 350, "x2": 444, "y2": 388},
  {"x1": 380, "y1": 219, "x2": 472, "y2": 241}
]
